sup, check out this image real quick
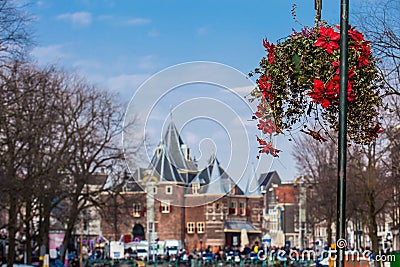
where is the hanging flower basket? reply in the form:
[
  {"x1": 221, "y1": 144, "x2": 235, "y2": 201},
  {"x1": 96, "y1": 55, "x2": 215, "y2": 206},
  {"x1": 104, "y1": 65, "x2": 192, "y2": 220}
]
[{"x1": 249, "y1": 23, "x2": 384, "y2": 157}]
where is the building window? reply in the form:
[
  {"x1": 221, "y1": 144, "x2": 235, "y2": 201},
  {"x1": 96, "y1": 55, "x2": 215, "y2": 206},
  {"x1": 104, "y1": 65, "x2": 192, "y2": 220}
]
[
  {"x1": 185, "y1": 148, "x2": 190, "y2": 161},
  {"x1": 146, "y1": 186, "x2": 157, "y2": 194},
  {"x1": 160, "y1": 201, "x2": 170, "y2": 213},
  {"x1": 229, "y1": 201, "x2": 237, "y2": 214},
  {"x1": 187, "y1": 222, "x2": 195, "y2": 234},
  {"x1": 229, "y1": 184, "x2": 236, "y2": 195},
  {"x1": 156, "y1": 147, "x2": 162, "y2": 157},
  {"x1": 166, "y1": 186, "x2": 172, "y2": 194},
  {"x1": 132, "y1": 203, "x2": 141, "y2": 217},
  {"x1": 192, "y1": 182, "x2": 200, "y2": 194},
  {"x1": 239, "y1": 202, "x2": 245, "y2": 216},
  {"x1": 197, "y1": 222, "x2": 205, "y2": 234}
]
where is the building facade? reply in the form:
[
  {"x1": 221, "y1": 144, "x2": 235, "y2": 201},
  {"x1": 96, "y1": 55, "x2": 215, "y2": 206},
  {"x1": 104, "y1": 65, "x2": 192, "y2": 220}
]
[{"x1": 100, "y1": 121, "x2": 264, "y2": 251}]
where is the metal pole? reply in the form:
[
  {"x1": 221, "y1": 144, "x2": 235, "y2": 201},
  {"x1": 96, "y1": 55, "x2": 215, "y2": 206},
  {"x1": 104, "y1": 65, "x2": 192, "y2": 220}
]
[
  {"x1": 337, "y1": 0, "x2": 349, "y2": 267},
  {"x1": 299, "y1": 180, "x2": 302, "y2": 250},
  {"x1": 80, "y1": 218, "x2": 83, "y2": 267}
]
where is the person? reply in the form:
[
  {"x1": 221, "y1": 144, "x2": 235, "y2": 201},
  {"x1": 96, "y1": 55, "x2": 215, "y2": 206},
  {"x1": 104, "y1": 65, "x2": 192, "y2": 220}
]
[
  {"x1": 71, "y1": 256, "x2": 79, "y2": 267},
  {"x1": 253, "y1": 241, "x2": 259, "y2": 253}
]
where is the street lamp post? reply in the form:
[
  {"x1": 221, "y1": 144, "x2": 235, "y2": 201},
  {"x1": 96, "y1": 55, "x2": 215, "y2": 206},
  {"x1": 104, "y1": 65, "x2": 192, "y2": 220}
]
[{"x1": 337, "y1": 1, "x2": 350, "y2": 267}]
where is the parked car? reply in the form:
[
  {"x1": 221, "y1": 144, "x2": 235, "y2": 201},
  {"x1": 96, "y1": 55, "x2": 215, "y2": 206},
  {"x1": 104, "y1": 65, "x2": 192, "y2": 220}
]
[
  {"x1": 2, "y1": 264, "x2": 36, "y2": 267},
  {"x1": 248, "y1": 252, "x2": 259, "y2": 261},
  {"x1": 136, "y1": 248, "x2": 148, "y2": 260},
  {"x1": 316, "y1": 251, "x2": 330, "y2": 267},
  {"x1": 201, "y1": 251, "x2": 213, "y2": 262},
  {"x1": 226, "y1": 251, "x2": 240, "y2": 262}
]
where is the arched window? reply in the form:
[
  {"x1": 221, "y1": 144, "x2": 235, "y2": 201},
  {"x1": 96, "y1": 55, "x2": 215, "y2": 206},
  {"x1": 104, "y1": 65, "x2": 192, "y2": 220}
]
[{"x1": 132, "y1": 223, "x2": 145, "y2": 240}]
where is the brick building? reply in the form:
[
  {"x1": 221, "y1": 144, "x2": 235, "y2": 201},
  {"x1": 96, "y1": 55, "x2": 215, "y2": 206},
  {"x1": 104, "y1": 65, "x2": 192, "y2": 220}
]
[{"x1": 100, "y1": 121, "x2": 263, "y2": 251}]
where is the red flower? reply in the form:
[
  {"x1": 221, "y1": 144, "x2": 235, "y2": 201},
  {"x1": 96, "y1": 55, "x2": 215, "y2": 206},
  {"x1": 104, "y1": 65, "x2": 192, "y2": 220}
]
[
  {"x1": 254, "y1": 104, "x2": 266, "y2": 118},
  {"x1": 258, "y1": 75, "x2": 273, "y2": 100},
  {"x1": 328, "y1": 64, "x2": 356, "y2": 102},
  {"x1": 309, "y1": 79, "x2": 331, "y2": 108},
  {"x1": 257, "y1": 119, "x2": 278, "y2": 135},
  {"x1": 358, "y1": 44, "x2": 371, "y2": 67},
  {"x1": 314, "y1": 26, "x2": 340, "y2": 53},
  {"x1": 347, "y1": 69, "x2": 355, "y2": 101},
  {"x1": 325, "y1": 75, "x2": 340, "y2": 98},
  {"x1": 257, "y1": 136, "x2": 280, "y2": 157},
  {"x1": 368, "y1": 124, "x2": 384, "y2": 139},
  {"x1": 349, "y1": 28, "x2": 364, "y2": 42},
  {"x1": 309, "y1": 75, "x2": 355, "y2": 108},
  {"x1": 263, "y1": 39, "x2": 276, "y2": 63},
  {"x1": 336, "y1": 25, "x2": 364, "y2": 42},
  {"x1": 326, "y1": 75, "x2": 355, "y2": 103},
  {"x1": 300, "y1": 129, "x2": 328, "y2": 142}
]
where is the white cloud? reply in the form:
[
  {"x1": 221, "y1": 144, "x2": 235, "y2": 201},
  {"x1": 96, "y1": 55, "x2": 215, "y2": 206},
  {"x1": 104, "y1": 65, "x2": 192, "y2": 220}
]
[
  {"x1": 148, "y1": 29, "x2": 159, "y2": 38},
  {"x1": 138, "y1": 55, "x2": 157, "y2": 70},
  {"x1": 72, "y1": 59, "x2": 103, "y2": 70},
  {"x1": 97, "y1": 14, "x2": 114, "y2": 21},
  {"x1": 57, "y1": 12, "x2": 92, "y2": 26},
  {"x1": 197, "y1": 27, "x2": 207, "y2": 36},
  {"x1": 30, "y1": 44, "x2": 69, "y2": 65},
  {"x1": 124, "y1": 18, "x2": 151, "y2": 25},
  {"x1": 106, "y1": 73, "x2": 151, "y2": 97}
]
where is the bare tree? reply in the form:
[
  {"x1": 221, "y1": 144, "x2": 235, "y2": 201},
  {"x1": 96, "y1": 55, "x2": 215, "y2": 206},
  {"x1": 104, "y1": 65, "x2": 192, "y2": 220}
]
[
  {"x1": 54, "y1": 75, "x2": 124, "y2": 262},
  {"x1": 347, "y1": 141, "x2": 395, "y2": 262},
  {"x1": 293, "y1": 135, "x2": 338, "y2": 247},
  {"x1": 0, "y1": 61, "x2": 66, "y2": 266},
  {"x1": 0, "y1": 61, "x2": 126, "y2": 266},
  {"x1": 0, "y1": 0, "x2": 32, "y2": 63},
  {"x1": 355, "y1": 0, "x2": 400, "y2": 96}
]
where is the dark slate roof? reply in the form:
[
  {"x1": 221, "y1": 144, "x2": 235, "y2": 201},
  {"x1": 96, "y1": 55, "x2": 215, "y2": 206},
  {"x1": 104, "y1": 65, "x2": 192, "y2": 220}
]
[
  {"x1": 224, "y1": 221, "x2": 261, "y2": 233},
  {"x1": 201, "y1": 158, "x2": 228, "y2": 195},
  {"x1": 196, "y1": 157, "x2": 230, "y2": 184},
  {"x1": 148, "y1": 149, "x2": 184, "y2": 183},
  {"x1": 196, "y1": 157, "x2": 244, "y2": 195},
  {"x1": 144, "y1": 121, "x2": 198, "y2": 184},
  {"x1": 125, "y1": 168, "x2": 146, "y2": 192},
  {"x1": 258, "y1": 171, "x2": 281, "y2": 188},
  {"x1": 163, "y1": 122, "x2": 197, "y2": 172}
]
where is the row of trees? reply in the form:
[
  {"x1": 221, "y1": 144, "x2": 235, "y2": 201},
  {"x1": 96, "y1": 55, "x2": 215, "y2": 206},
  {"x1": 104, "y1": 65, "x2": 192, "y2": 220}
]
[
  {"x1": 0, "y1": 62, "x2": 126, "y2": 265},
  {"x1": 293, "y1": 0, "x2": 399, "y2": 260},
  {"x1": 0, "y1": 1, "x2": 132, "y2": 266}
]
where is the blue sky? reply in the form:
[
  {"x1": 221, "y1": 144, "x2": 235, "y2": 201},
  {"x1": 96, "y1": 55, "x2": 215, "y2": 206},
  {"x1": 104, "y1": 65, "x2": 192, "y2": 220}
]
[{"x1": 29, "y1": 0, "x2": 363, "y2": 183}]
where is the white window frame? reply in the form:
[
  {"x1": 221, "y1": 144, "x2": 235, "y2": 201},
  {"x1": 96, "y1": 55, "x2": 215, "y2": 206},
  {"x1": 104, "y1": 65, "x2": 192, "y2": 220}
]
[
  {"x1": 166, "y1": 185, "x2": 173, "y2": 195},
  {"x1": 161, "y1": 201, "x2": 170, "y2": 213},
  {"x1": 187, "y1": 222, "x2": 195, "y2": 234},
  {"x1": 192, "y1": 182, "x2": 200, "y2": 194},
  {"x1": 239, "y1": 202, "x2": 246, "y2": 216},
  {"x1": 231, "y1": 201, "x2": 237, "y2": 215},
  {"x1": 197, "y1": 222, "x2": 205, "y2": 234},
  {"x1": 133, "y1": 203, "x2": 141, "y2": 217}
]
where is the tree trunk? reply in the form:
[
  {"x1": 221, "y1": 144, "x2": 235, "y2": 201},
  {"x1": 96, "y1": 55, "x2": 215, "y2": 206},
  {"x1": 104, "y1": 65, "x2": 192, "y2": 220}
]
[
  {"x1": 60, "y1": 196, "x2": 81, "y2": 263},
  {"x1": 367, "y1": 191, "x2": 380, "y2": 267},
  {"x1": 25, "y1": 201, "x2": 32, "y2": 264},
  {"x1": 327, "y1": 216, "x2": 333, "y2": 248},
  {"x1": 39, "y1": 197, "x2": 51, "y2": 256},
  {"x1": 7, "y1": 193, "x2": 17, "y2": 267}
]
